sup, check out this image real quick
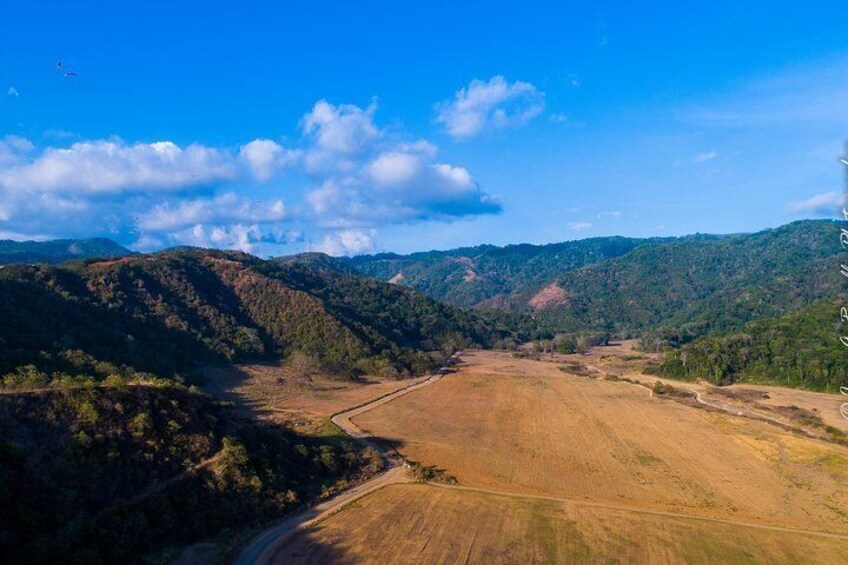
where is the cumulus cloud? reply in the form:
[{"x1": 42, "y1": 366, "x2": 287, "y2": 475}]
[
  {"x1": 787, "y1": 191, "x2": 844, "y2": 216},
  {"x1": 310, "y1": 228, "x2": 376, "y2": 256},
  {"x1": 0, "y1": 135, "x2": 33, "y2": 168},
  {"x1": 239, "y1": 139, "x2": 300, "y2": 181},
  {"x1": 168, "y1": 223, "x2": 264, "y2": 252},
  {"x1": 302, "y1": 100, "x2": 379, "y2": 154},
  {"x1": 0, "y1": 98, "x2": 501, "y2": 254},
  {"x1": 138, "y1": 192, "x2": 285, "y2": 231},
  {"x1": 0, "y1": 139, "x2": 238, "y2": 194},
  {"x1": 306, "y1": 138, "x2": 501, "y2": 226},
  {"x1": 436, "y1": 76, "x2": 544, "y2": 138}
]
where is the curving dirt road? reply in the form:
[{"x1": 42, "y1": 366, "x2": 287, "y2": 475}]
[
  {"x1": 233, "y1": 360, "x2": 453, "y2": 565},
  {"x1": 237, "y1": 353, "x2": 848, "y2": 564}
]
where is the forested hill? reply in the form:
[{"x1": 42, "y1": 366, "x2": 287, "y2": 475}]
[
  {"x1": 658, "y1": 299, "x2": 847, "y2": 392},
  {"x1": 348, "y1": 220, "x2": 841, "y2": 339},
  {"x1": 538, "y1": 220, "x2": 841, "y2": 337},
  {"x1": 0, "y1": 249, "x2": 510, "y2": 387},
  {"x1": 0, "y1": 237, "x2": 133, "y2": 265},
  {"x1": 347, "y1": 236, "x2": 656, "y2": 308}
]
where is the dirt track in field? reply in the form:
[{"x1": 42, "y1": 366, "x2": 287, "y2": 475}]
[
  {"x1": 238, "y1": 349, "x2": 848, "y2": 564},
  {"x1": 273, "y1": 483, "x2": 848, "y2": 564},
  {"x1": 353, "y1": 350, "x2": 848, "y2": 535}
]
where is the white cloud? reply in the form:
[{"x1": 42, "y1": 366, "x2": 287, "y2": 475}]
[
  {"x1": 7, "y1": 87, "x2": 19, "y2": 98},
  {"x1": 787, "y1": 191, "x2": 844, "y2": 216},
  {"x1": 549, "y1": 113, "x2": 569, "y2": 123},
  {"x1": 436, "y1": 76, "x2": 544, "y2": 138},
  {"x1": 138, "y1": 192, "x2": 285, "y2": 231},
  {"x1": 567, "y1": 221, "x2": 593, "y2": 231},
  {"x1": 368, "y1": 151, "x2": 424, "y2": 186},
  {"x1": 0, "y1": 99, "x2": 501, "y2": 254},
  {"x1": 310, "y1": 228, "x2": 376, "y2": 256},
  {"x1": 693, "y1": 150, "x2": 718, "y2": 163},
  {"x1": 168, "y1": 223, "x2": 263, "y2": 252},
  {"x1": 0, "y1": 139, "x2": 238, "y2": 194},
  {"x1": 307, "y1": 140, "x2": 500, "y2": 225},
  {"x1": 301, "y1": 100, "x2": 379, "y2": 154},
  {"x1": 0, "y1": 135, "x2": 33, "y2": 168},
  {"x1": 596, "y1": 211, "x2": 621, "y2": 219},
  {"x1": 239, "y1": 139, "x2": 300, "y2": 181}
]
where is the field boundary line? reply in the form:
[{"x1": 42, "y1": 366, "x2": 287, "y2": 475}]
[{"x1": 427, "y1": 482, "x2": 848, "y2": 541}]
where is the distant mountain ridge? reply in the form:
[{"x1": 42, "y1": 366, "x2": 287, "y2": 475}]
[
  {"x1": 348, "y1": 236, "x2": 662, "y2": 309},
  {"x1": 347, "y1": 220, "x2": 842, "y2": 340},
  {"x1": 0, "y1": 237, "x2": 133, "y2": 265}
]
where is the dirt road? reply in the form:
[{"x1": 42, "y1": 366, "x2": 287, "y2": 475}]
[{"x1": 233, "y1": 361, "x2": 452, "y2": 565}]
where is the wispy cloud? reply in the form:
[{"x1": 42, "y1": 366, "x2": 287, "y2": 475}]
[
  {"x1": 596, "y1": 210, "x2": 621, "y2": 219},
  {"x1": 436, "y1": 76, "x2": 544, "y2": 138},
  {"x1": 682, "y1": 57, "x2": 848, "y2": 128},
  {"x1": 692, "y1": 150, "x2": 717, "y2": 163},
  {"x1": 787, "y1": 191, "x2": 844, "y2": 217},
  {"x1": 567, "y1": 221, "x2": 593, "y2": 231}
]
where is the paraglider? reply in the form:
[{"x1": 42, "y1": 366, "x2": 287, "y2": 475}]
[{"x1": 63, "y1": 71, "x2": 77, "y2": 79}]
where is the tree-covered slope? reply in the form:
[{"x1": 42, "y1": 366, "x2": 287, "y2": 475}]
[
  {"x1": 0, "y1": 238, "x2": 133, "y2": 265},
  {"x1": 0, "y1": 249, "x2": 508, "y2": 385},
  {"x1": 539, "y1": 220, "x2": 840, "y2": 337},
  {"x1": 658, "y1": 299, "x2": 848, "y2": 391},
  {"x1": 347, "y1": 236, "x2": 652, "y2": 308},
  {"x1": 0, "y1": 384, "x2": 375, "y2": 563}
]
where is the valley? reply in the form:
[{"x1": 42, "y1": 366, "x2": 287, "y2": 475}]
[{"x1": 243, "y1": 347, "x2": 848, "y2": 564}]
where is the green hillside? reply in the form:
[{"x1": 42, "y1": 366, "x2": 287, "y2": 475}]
[
  {"x1": 0, "y1": 384, "x2": 376, "y2": 563},
  {"x1": 348, "y1": 236, "x2": 651, "y2": 308},
  {"x1": 350, "y1": 220, "x2": 842, "y2": 342},
  {"x1": 0, "y1": 249, "x2": 510, "y2": 387},
  {"x1": 539, "y1": 220, "x2": 840, "y2": 338},
  {"x1": 658, "y1": 299, "x2": 848, "y2": 391}
]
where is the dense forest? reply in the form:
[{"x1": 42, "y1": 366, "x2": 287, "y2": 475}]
[
  {"x1": 538, "y1": 220, "x2": 840, "y2": 338},
  {"x1": 0, "y1": 248, "x2": 521, "y2": 388},
  {"x1": 657, "y1": 299, "x2": 848, "y2": 391},
  {"x1": 351, "y1": 220, "x2": 842, "y2": 342},
  {"x1": 0, "y1": 237, "x2": 133, "y2": 265},
  {"x1": 0, "y1": 384, "x2": 380, "y2": 563},
  {"x1": 348, "y1": 236, "x2": 652, "y2": 309}
]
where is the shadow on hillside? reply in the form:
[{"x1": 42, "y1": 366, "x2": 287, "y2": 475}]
[{"x1": 199, "y1": 359, "x2": 455, "y2": 424}]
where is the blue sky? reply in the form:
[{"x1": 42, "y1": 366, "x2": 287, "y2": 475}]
[{"x1": 1, "y1": 1, "x2": 847, "y2": 255}]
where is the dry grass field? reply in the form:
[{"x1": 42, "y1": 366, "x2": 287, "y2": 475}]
[
  {"x1": 273, "y1": 483, "x2": 848, "y2": 564},
  {"x1": 353, "y1": 350, "x2": 848, "y2": 535},
  {"x1": 202, "y1": 363, "x2": 427, "y2": 428}
]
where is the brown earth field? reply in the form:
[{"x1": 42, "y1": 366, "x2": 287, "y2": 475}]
[
  {"x1": 274, "y1": 483, "x2": 848, "y2": 564},
  {"x1": 266, "y1": 349, "x2": 848, "y2": 563},
  {"x1": 558, "y1": 340, "x2": 848, "y2": 434},
  {"x1": 352, "y1": 351, "x2": 848, "y2": 533},
  {"x1": 202, "y1": 363, "x2": 428, "y2": 429}
]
